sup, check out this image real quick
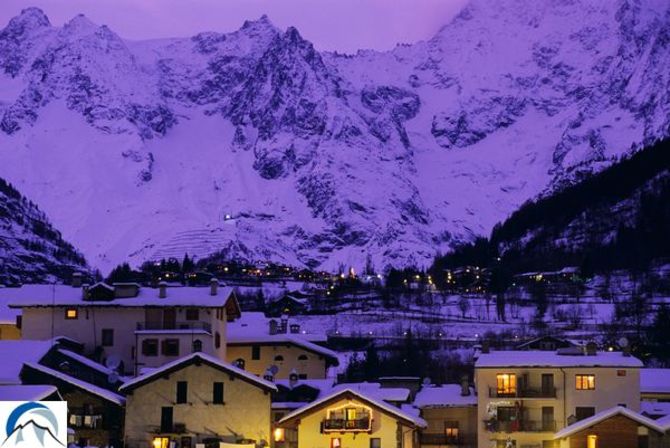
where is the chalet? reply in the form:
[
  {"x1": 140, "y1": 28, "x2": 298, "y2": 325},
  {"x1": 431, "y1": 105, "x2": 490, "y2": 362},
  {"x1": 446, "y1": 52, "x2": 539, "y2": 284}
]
[
  {"x1": 276, "y1": 388, "x2": 426, "y2": 448},
  {"x1": 120, "y1": 352, "x2": 277, "y2": 448},
  {"x1": 21, "y1": 362, "x2": 125, "y2": 448},
  {"x1": 516, "y1": 336, "x2": 580, "y2": 352},
  {"x1": 553, "y1": 406, "x2": 668, "y2": 448},
  {"x1": 4, "y1": 280, "x2": 241, "y2": 375},
  {"x1": 476, "y1": 348, "x2": 642, "y2": 448},
  {"x1": 266, "y1": 294, "x2": 309, "y2": 317},
  {"x1": 226, "y1": 312, "x2": 339, "y2": 379}
]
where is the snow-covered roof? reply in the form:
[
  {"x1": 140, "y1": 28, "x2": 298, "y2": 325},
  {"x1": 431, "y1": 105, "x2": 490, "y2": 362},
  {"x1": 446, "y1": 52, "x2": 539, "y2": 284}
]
[
  {"x1": 119, "y1": 352, "x2": 277, "y2": 393},
  {"x1": 0, "y1": 340, "x2": 54, "y2": 384},
  {"x1": 227, "y1": 311, "x2": 326, "y2": 342},
  {"x1": 3, "y1": 284, "x2": 236, "y2": 308},
  {"x1": 278, "y1": 388, "x2": 426, "y2": 428},
  {"x1": 641, "y1": 369, "x2": 670, "y2": 394},
  {"x1": 655, "y1": 414, "x2": 670, "y2": 429},
  {"x1": 0, "y1": 385, "x2": 60, "y2": 401},
  {"x1": 554, "y1": 406, "x2": 664, "y2": 438},
  {"x1": 22, "y1": 362, "x2": 125, "y2": 406},
  {"x1": 641, "y1": 401, "x2": 670, "y2": 418},
  {"x1": 413, "y1": 384, "x2": 476, "y2": 408},
  {"x1": 332, "y1": 382, "x2": 410, "y2": 402},
  {"x1": 475, "y1": 350, "x2": 643, "y2": 368},
  {"x1": 57, "y1": 349, "x2": 114, "y2": 375},
  {"x1": 274, "y1": 378, "x2": 335, "y2": 393}
]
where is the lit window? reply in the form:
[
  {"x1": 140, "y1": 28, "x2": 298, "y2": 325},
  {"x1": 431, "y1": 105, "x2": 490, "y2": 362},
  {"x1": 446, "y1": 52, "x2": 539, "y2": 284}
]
[
  {"x1": 445, "y1": 421, "x2": 459, "y2": 440},
  {"x1": 346, "y1": 408, "x2": 357, "y2": 421},
  {"x1": 330, "y1": 438, "x2": 341, "y2": 448},
  {"x1": 65, "y1": 308, "x2": 78, "y2": 319},
  {"x1": 273, "y1": 428, "x2": 285, "y2": 442},
  {"x1": 576, "y1": 374, "x2": 595, "y2": 390},
  {"x1": 152, "y1": 437, "x2": 169, "y2": 448},
  {"x1": 496, "y1": 374, "x2": 517, "y2": 395},
  {"x1": 587, "y1": 435, "x2": 597, "y2": 448}
]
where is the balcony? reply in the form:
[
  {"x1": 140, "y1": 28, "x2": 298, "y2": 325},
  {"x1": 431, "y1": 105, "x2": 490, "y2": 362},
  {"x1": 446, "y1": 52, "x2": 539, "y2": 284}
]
[
  {"x1": 419, "y1": 434, "x2": 464, "y2": 445},
  {"x1": 136, "y1": 321, "x2": 212, "y2": 333},
  {"x1": 488, "y1": 387, "x2": 556, "y2": 399},
  {"x1": 323, "y1": 418, "x2": 371, "y2": 432},
  {"x1": 484, "y1": 419, "x2": 556, "y2": 433}
]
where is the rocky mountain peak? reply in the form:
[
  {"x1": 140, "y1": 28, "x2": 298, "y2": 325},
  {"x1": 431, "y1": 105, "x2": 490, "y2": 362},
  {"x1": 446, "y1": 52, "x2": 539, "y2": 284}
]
[{"x1": 7, "y1": 7, "x2": 51, "y2": 32}]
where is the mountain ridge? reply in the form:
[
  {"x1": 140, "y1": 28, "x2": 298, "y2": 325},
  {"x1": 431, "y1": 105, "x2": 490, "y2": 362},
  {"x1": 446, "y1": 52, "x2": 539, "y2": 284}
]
[{"x1": 0, "y1": 1, "x2": 668, "y2": 273}]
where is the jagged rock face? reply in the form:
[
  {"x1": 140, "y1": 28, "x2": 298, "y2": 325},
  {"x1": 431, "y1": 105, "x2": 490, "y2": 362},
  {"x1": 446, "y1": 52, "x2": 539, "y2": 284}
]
[
  {"x1": 0, "y1": 177, "x2": 88, "y2": 283},
  {"x1": 0, "y1": 1, "x2": 669, "y2": 273}
]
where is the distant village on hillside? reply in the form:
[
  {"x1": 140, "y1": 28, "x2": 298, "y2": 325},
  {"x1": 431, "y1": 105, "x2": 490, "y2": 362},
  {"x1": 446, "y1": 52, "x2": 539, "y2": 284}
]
[{"x1": 1, "y1": 272, "x2": 670, "y2": 448}]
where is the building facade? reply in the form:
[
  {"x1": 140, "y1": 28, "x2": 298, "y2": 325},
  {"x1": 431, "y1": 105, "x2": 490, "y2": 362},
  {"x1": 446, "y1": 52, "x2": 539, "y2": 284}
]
[
  {"x1": 121, "y1": 352, "x2": 276, "y2": 448},
  {"x1": 475, "y1": 349, "x2": 642, "y2": 448},
  {"x1": 6, "y1": 281, "x2": 240, "y2": 375}
]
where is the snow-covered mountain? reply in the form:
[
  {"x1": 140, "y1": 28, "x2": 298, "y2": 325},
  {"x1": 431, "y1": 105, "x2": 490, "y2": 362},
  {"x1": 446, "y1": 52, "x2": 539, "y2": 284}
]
[
  {"x1": 0, "y1": 1, "x2": 669, "y2": 273},
  {"x1": 0, "y1": 177, "x2": 87, "y2": 283}
]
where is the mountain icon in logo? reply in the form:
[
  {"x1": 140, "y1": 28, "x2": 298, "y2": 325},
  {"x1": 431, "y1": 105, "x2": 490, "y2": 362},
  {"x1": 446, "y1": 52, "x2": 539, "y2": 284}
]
[{"x1": 1, "y1": 402, "x2": 64, "y2": 448}]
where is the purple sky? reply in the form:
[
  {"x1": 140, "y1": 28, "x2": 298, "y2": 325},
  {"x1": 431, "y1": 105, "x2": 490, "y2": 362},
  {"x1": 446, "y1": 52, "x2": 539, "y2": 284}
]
[{"x1": 1, "y1": 0, "x2": 468, "y2": 53}]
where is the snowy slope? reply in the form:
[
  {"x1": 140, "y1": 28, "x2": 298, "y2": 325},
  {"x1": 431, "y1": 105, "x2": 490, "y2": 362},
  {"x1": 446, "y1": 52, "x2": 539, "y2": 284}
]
[
  {"x1": 0, "y1": 2, "x2": 669, "y2": 273},
  {"x1": 0, "y1": 177, "x2": 88, "y2": 283}
]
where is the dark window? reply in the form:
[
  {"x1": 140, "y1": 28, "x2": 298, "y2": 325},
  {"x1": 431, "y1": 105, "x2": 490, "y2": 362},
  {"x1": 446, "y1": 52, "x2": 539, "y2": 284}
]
[
  {"x1": 176, "y1": 381, "x2": 188, "y2": 404},
  {"x1": 101, "y1": 329, "x2": 114, "y2": 347},
  {"x1": 142, "y1": 339, "x2": 159, "y2": 357},
  {"x1": 298, "y1": 354, "x2": 308, "y2": 361},
  {"x1": 575, "y1": 407, "x2": 596, "y2": 421},
  {"x1": 298, "y1": 373, "x2": 307, "y2": 380},
  {"x1": 65, "y1": 308, "x2": 78, "y2": 319},
  {"x1": 185, "y1": 308, "x2": 199, "y2": 321},
  {"x1": 213, "y1": 382, "x2": 224, "y2": 404},
  {"x1": 370, "y1": 438, "x2": 381, "y2": 448},
  {"x1": 162, "y1": 339, "x2": 180, "y2": 357},
  {"x1": 234, "y1": 358, "x2": 245, "y2": 369},
  {"x1": 274, "y1": 355, "x2": 284, "y2": 362},
  {"x1": 15, "y1": 315, "x2": 22, "y2": 329},
  {"x1": 252, "y1": 345, "x2": 261, "y2": 360},
  {"x1": 192, "y1": 340, "x2": 202, "y2": 352},
  {"x1": 160, "y1": 407, "x2": 173, "y2": 433},
  {"x1": 542, "y1": 407, "x2": 555, "y2": 431},
  {"x1": 215, "y1": 332, "x2": 221, "y2": 349}
]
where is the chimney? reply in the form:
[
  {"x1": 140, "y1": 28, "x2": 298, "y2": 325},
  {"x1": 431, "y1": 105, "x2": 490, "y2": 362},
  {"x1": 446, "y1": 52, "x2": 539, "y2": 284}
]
[
  {"x1": 72, "y1": 272, "x2": 83, "y2": 288},
  {"x1": 159, "y1": 281, "x2": 167, "y2": 299},
  {"x1": 210, "y1": 278, "x2": 219, "y2": 296},
  {"x1": 269, "y1": 319, "x2": 278, "y2": 335},
  {"x1": 289, "y1": 369, "x2": 299, "y2": 388},
  {"x1": 623, "y1": 344, "x2": 631, "y2": 357},
  {"x1": 460, "y1": 375, "x2": 470, "y2": 396},
  {"x1": 481, "y1": 340, "x2": 490, "y2": 354},
  {"x1": 82, "y1": 284, "x2": 89, "y2": 300},
  {"x1": 263, "y1": 368, "x2": 275, "y2": 383}
]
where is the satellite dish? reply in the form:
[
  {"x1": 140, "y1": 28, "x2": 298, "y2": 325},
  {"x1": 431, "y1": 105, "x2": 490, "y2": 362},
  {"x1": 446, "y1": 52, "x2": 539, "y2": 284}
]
[
  {"x1": 105, "y1": 354, "x2": 122, "y2": 371},
  {"x1": 618, "y1": 337, "x2": 629, "y2": 348},
  {"x1": 270, "y1": 365, "x2": 280, "y2": 376},
  {"x1": 107, "y1": 371, "x2": 120, "y2": 384}
]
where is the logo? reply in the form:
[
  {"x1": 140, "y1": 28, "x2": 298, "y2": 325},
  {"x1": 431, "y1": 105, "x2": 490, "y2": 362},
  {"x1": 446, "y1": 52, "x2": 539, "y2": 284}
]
[{"x1": 0, "y1": 401, "x2": 67, "y2": 448}]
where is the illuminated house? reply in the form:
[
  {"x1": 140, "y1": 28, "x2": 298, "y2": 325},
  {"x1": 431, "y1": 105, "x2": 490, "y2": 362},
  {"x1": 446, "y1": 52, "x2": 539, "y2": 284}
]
[
  {"x1": 275, "y1": 388, "x2": 426, "y2": 448},
  {"x1": 475, "y1": 347, "x2": 642, "y2": 448},
  {"x1": 120, "y1": 352, "x2": 277, "y2": 448},
  {"x1": 5, "y1": 280, "x2": 241, "y2": 375}
]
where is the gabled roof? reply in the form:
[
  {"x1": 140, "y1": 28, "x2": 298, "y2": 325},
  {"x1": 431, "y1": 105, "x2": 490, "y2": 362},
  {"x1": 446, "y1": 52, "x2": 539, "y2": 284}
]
[
  {"x1": 278, "y1": 388, "x2": 426, "y2": 428},
  {"x1": 227, "y1": 332, "x2": 339, "y2": 365},
  {"x1": 119, "y1": 352, "x2": 277, "y2": 393},
  {"x1": 21, "y1": 363, "x2": 125, "y2": 406},
  {"x1": 553, "y1": 406, "x2": 665, "y2": 439}
]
